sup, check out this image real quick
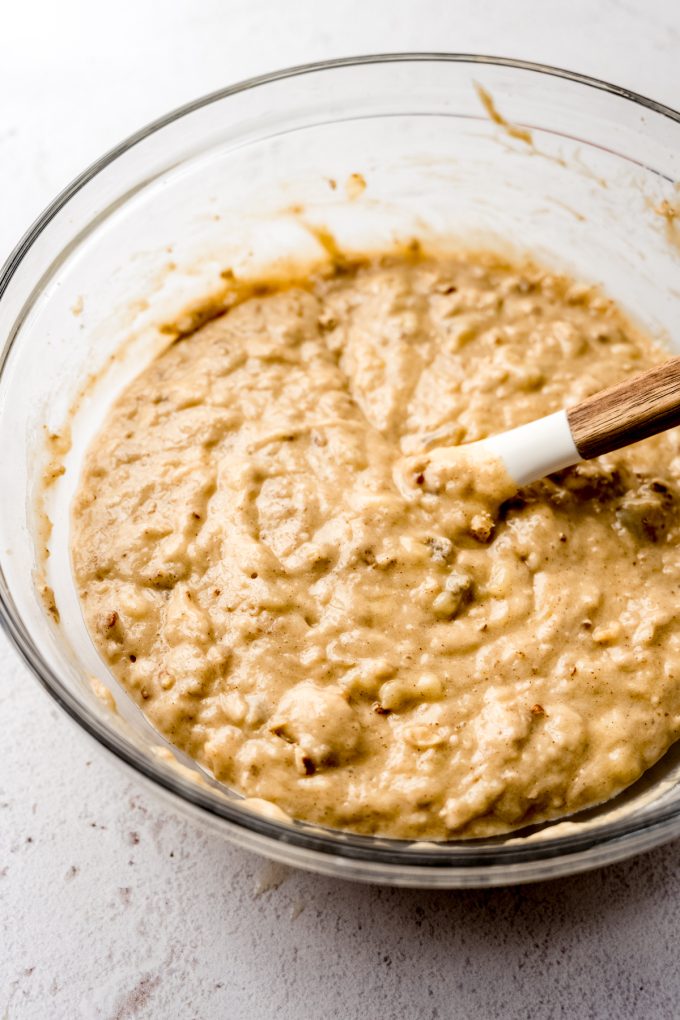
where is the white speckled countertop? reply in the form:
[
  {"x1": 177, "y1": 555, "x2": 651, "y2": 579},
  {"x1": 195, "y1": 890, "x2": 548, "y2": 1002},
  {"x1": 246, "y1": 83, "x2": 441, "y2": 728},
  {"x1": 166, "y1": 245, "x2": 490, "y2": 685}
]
[{"x1": 2, "y1": 2, "x2": 680, "y2": 1017}]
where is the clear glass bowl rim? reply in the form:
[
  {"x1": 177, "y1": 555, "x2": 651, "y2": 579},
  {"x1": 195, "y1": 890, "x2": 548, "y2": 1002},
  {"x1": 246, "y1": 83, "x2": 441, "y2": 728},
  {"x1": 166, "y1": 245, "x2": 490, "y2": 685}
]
[{"x1": 3, "y1": 52, "x2": 680, "y2": 875}]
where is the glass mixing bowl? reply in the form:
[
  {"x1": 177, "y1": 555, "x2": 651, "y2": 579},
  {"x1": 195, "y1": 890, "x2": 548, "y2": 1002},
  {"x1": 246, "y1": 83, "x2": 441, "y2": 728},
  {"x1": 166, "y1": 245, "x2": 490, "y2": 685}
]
[{"x1": 2, "y1": 55, "x2": 680, "y2": 888}]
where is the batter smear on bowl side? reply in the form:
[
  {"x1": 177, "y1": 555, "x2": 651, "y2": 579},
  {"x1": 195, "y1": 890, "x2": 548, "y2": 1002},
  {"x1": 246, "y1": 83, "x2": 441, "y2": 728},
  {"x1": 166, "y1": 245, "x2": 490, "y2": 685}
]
[{"x1": 72, "y1": 251, "x2": 680, "y2": 839}]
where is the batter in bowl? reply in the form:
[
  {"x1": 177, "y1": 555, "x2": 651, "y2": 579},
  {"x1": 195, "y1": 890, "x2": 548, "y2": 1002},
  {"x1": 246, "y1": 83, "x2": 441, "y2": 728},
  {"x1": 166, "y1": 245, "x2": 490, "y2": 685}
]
[{"x1": 72, "y1": 250, "x2": 680, "y2": 839}]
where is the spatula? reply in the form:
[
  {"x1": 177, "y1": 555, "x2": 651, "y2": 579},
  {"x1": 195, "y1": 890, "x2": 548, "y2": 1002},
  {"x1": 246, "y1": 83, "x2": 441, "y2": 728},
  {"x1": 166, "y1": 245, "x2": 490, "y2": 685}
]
[{"x1": 429, "y1": 357, "x2": 680, "y2": 489}]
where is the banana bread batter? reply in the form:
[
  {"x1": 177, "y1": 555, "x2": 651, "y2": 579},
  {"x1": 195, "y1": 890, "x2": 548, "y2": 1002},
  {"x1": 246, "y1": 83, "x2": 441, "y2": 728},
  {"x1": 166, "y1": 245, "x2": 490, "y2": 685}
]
[{"x1": 72, "y1": 251, "x2": 680, "y2": 839}]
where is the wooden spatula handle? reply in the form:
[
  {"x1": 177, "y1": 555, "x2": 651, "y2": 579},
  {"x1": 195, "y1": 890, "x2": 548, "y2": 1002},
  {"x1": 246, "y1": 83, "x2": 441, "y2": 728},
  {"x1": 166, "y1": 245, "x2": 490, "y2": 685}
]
[{"x1": 567, "y1": 357, "x2": 680, "y2": 460}]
